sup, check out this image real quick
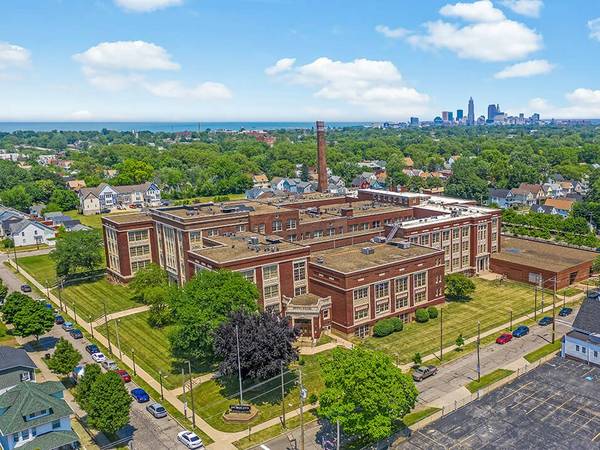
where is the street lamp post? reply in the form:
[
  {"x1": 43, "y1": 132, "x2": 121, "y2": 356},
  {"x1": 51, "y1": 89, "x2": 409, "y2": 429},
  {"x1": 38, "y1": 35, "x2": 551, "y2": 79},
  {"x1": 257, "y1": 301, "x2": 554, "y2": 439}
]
[
  {"x1": 534, "y1": 285, "x2": 538, "y2": 320},
  {"x1": 187, "y1": 360, "x2": 196, "y2": 429},
  {"x1": 235, "y1": 324, "x2": 244, "y2": 405},
  {"x1": 476, "y1": 321, "x2": 481, "y2": 383},
  {"x1": 439, "y1": 308, "x2": 443, "y2": 361},
  {"x1": 131, "y1": 349, "x2": 136, "y2": 376},
  {"x1": 159, "y1": 370, "x2": 164, "y2": 400},
  {"x1": 73, "y1": 302, "x2": 77, "y2": 324},
  {"x1": 115, "y1": 319, "x2": 122, "y2": 360},
  {"x1": 510, "y1": 309, "x2": 513, "y2": 331},
  {"x1": 89, "y1": 316, "x2": 93, "y2": 338},
  {"x1": 280, "y1": 361, "x2": 286, "y2": 428},
  {"x1": 103, "y1": 301, "x2": 112, "y2": 354}
]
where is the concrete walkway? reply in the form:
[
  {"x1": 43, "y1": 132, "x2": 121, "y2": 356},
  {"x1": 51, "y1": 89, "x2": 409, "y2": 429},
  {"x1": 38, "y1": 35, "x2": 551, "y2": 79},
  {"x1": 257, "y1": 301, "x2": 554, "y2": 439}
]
[{"x1": 90, "y1": 304, "x2": 150, "y2": 328}]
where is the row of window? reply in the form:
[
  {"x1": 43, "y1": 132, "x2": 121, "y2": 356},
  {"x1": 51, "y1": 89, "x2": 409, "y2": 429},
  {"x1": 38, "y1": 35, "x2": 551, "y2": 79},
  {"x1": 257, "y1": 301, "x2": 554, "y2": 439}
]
[
  {"x1": 13, "y1": 420, "x2": 62, "y2": 443},
  {"x1": 128, "y1": 230, "x2": 149, "y2": 242},
  {"x1": 574, "y1": 344, "x2": 599, "y2": 358},
  {"x1": 354, "y1": 290, "x2": 428, "y2": 322},
  {"x1": 353, "y1": 272, "x2": 427, "y2": 305},
  {"x1": 129, "y1": 244, "x2": 150, "y2": 258}
]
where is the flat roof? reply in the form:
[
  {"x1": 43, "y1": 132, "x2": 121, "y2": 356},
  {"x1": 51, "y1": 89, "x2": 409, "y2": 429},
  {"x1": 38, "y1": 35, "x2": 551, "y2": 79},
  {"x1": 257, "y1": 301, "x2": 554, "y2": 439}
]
[
  {"x1": 102, "y1": 212, "x2": 152, "y2": 224},
  {"x1": 492, "y1": 236, "x2": 598, "y2": 272},
  {"x1": 310, "y1": 241, "x2": 439, "y2": 274},
  {"x1": 189, "y1": 231, "x2": 307, "y2": 264},
  {"x1": 152, "y1": 201, "x2": 293, "y2": 220},
  {"x1": 256, "y1": 192, "x2": 347, "y2": 206}
]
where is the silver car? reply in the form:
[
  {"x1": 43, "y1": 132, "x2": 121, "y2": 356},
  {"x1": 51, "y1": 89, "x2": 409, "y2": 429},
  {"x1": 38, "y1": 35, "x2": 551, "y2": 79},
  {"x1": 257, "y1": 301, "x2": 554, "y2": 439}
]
[
  {"x1": 146, "y1": 402, "x2": 167, "y2": 419},
  {"x1": 101, "y1": 360, "x2": 119, "y2": 371}
]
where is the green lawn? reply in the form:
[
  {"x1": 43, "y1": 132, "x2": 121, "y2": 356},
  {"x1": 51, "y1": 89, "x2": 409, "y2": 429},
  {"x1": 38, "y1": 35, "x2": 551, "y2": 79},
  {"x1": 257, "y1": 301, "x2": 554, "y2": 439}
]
[
  {"x1": 181, "y1": 352, "x2": 330, "y2": 432},
  {"x1": 362, "y1": 278, "x2": 553, "y2": 364},
  {"x1": 466, "y1": 369, "x2": 514, "y2": 393},
  {"x1": 0, "y1": 244, "x2": 50, "y2": 253},
  {"x1": 556, "y1": 287, "x2": 583, "y2": 297},
  {"x1": 524, "y1": 340, "x2": 563, "y2": 363},
  {"x1": 64, "y1": 210, "x2": 134, "y2": 230},
  {"x1": 402, "y1": 407, "x2": 441, "y2": 427},
  {"x1": 95, "y1": 311, "x2": 214, "y2": 390},
  {"x1": 17, "y1": 254, "x2": 58, "y2": 285}
]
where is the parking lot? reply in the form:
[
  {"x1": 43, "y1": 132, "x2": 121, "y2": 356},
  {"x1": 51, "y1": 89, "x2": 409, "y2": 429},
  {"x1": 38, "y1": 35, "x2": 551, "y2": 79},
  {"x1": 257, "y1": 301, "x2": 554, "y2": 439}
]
[{"x1": 398, "y1": 357, "x2": 600, "y2": 449}]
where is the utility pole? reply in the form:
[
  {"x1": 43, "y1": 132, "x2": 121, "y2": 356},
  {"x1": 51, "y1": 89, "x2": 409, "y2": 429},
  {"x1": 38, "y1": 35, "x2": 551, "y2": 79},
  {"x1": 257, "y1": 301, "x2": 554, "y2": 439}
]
[
  {"x1": 187, "y1": 360, "x2": 196, "y2": 429},
  {"x1": 534, "y1": 285, "x2": 538, "y2": 320},
  {"x1": 280, "y1": 361, "x2": 286, "y2": 428},
  {"x1": 73, "y1": 302, "x2": 77, "y2": 324},
  {"x1": 45, "y1": 279, "x2": 49, "y2": 299},
  {"x1": 104, "y1": 301, "x2": 112, "y2": 354},
  {"x1": 181, "y1": 367, "x2": 187, "y2": 419},
  {"x1": 115, "y1": 319, "x2": 122, "y2": 360},
  {"x1": 89, "y1": 316, "x2": 93, "y2": 338},
  {"x1": 552, "y1": 277, "x2": 557, "y2": 344},
  {"x1": 541, "y1": 279, "x2": 545, "y2": 312},
  {"x1": 58, "y1": 279, "x2": 64, "y2": 311},
  {"x1": 159, "y1": 370, "x2": 164, "y2": 400},
  {"x1": 236, "y1": 325, "x2": 244, "y2": 405},
  {"x1": 13, "y1": 245, "x2": 19, "y2": 272},
  {"x1": 476, "y1": 321, "x2": 481, "y2": 383},
  {"x1": 299, "y1": 368, "x2": 305, "y2": 450},
  {"x1": 132, "y1": 349, "x2": 136, "y2": 376},
  {"x1": 510, "y1": 309, "x2": 513, "y2": 331},
  {"x1": 439, "y1": 308, "x2": 443, "y2": 361}
]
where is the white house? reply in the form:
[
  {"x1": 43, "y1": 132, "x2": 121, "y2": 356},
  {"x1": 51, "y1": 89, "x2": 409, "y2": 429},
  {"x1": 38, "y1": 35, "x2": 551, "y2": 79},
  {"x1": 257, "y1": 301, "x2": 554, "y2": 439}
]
[
  {"x1": 2, "y1": 219, "x2": 56, "y2": 247},
  {"x1": 78, "y1": 182, "x2": 161, "y2": 215},
  {"x1": 561, "y1": 293, "x2": 600, "y2": 366}
]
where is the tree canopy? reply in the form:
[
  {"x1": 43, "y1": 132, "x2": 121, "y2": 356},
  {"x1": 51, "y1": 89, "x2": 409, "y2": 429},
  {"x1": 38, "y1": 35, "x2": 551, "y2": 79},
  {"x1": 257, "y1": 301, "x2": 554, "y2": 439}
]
[
  {"x1": 12, "y1": 299, "x2": 55, "y2": 341},
  {"x1": 50, "y1": 229, "x2": 103, "y2": 277},
  {"x1": 86, "y1": 371, "x2": 132, "y2": 434},
  {"x1": 445, "y1": 273, "x2": 476, "y2": 301},
  {"x1": 48, "y1": 338, "x2": 82, "y2": 375}
]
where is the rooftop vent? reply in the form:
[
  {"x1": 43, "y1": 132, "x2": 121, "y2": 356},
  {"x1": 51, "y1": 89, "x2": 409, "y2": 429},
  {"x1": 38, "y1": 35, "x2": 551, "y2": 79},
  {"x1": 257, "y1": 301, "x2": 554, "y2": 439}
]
[
  {"x1": 371, "y1": 236, "x2": 387, "y2": 244},
  {"x1": 388, "y1": 240, "x2": 411, "y2": 249},
  {"x1": 316, "y1": 256, "x2": 324, "y2": 264},
  {"x1": 361, "y1": 246, "x2": 375, "y2": 255},
  {"x1": 266, "y1": 237, "x2": 282, "y2": 244},
  {"x1": 248, "y1": 236, "x2": 259, "y2": 246}
]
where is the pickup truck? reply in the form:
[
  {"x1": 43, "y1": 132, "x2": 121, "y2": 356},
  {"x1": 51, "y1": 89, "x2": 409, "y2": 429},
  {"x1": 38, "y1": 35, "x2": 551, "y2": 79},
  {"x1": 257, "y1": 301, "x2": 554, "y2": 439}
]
[{"x1": 413, "y1": 365, "x2": 438, "y2": 382}]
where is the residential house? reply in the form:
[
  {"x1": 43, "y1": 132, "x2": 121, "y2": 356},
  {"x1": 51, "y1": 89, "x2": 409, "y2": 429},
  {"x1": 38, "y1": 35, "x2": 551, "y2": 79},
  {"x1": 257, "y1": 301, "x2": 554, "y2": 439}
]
[
  {"x1": 78, "y1": 182, "x2": 161, "y2": 215},
  {"x1": 518, "y1": 183, "x2": 545, "y2": 203},
  {"x1": 559, "y1": 181, "x2": 574, "y2": 195},
  {"x1": 28, "y1": 204, "x2": 46, "y2": 219},
  {"x1": 103, "y1": 169, "x2": 118, "y2": 178},
  {"x1": 0, "y1": 381, "x2": 78, "y2": 450},
  {"x1": 561, "y1": 293, "x2": 600, "y2": 366},
  {"x1": 351, "y1": 173, "x2": 372, "y2": 189},
  {"x1": 56, "y1": 160, "x2": 73, "y2": 171},
  {"x1": 488, "y1": 189, "x2": 511, "y2": 208},
  {"x1": 509, "y1": 188, "x2": 535, "y2": 207},
  {"x1": 0, "y1": 347, "x2": 36, "y2": 395},
  {"x1": 530, "y1": 204, "x2": 558, "y2": 215},
  {"x1": 357, "y1": 160, "x2": 386, "y2": 170},
  {"x1": 295, "y1": 181, "x2": 315, "y2": 194},
  {"x1": 328, "y1": 176, "x2": 346, "y2": 194},
  {"x1": 66, "y1": 180, "x2": 86, "y2": 192},
  {"x1": 0, "y1": 153, "x2": 21, "y2": 162},
  {"x1": 37, "y1": 155, "x2": 56, "y2": 166},
  {"x1": 1, "y1": 218, "x2": 56, "y2": 247},
  {"x1": 116, "y1": 182, "x2": 161, "y2": 207},
  {"x1": 245, "y1": 187, "x2": 275, "y2": 200},
  {"x1": 403, "y1": 157, "x2": 414, "y2": 168},
  {"x1": 251, "y1": 174, "x2": 270, "y2": 189},
  {"x1": 44, "y1": 214, "x2": 90, "y2": 232},
  {"x1": 542, "y1": 182, "x2": 563, "y2": 199},
  {"x1": 544, "y1": 198, "x2": 575, "y2": 218}
]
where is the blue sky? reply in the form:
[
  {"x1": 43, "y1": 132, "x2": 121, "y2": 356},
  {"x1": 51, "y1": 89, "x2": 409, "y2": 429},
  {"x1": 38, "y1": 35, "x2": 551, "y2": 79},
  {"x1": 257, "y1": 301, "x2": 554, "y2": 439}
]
[{"x1": 1, "y1": 0, "x2": 599, "y2": 121}]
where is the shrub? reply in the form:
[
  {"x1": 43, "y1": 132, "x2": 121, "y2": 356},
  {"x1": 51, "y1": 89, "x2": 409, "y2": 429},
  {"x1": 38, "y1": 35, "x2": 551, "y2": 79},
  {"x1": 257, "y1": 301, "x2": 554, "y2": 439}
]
[
  {"x1": 390, "y1": 317, "x2": 403, "y2": 332},
  {"x1": 413, "y1": 352, "x2": 422, "y2": 366},
  {"x1": 428, "y1": 307, "x2": 438, "y2": 319},
  {"x1": 415, "y1": 308, "x2": 429, "y2": 323},
  {"x1": 373, "y1": 317, "x2": 404, "y2": 337},
  {"x1": 308, "y1": 393, "x2": 318, "y2": 404}
]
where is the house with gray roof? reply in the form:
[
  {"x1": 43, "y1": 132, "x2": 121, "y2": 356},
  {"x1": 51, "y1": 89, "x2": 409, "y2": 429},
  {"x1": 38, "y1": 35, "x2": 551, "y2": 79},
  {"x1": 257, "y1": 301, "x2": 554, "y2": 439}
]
[
  {"x1": 0, "y1": 381, "x2": 78, "y2": 450},
  {"x1": 0, "y1": 218, "x2": 56, "y2": 248},
  {"x1": 561, "y1": 294, "x2": 600, "y2": 366},
  {"x1": 0, "y1": 347, "x2": 36, "y2": 395},
  {"x1": 78, "y1": 181, "x2": 161, "y2": 215}
]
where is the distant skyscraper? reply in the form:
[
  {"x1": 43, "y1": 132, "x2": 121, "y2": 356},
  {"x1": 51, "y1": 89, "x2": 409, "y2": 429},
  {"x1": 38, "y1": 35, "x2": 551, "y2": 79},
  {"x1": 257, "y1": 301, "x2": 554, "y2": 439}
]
[
  {"x1": 456, "y1": 109, "x2": 463, "y2": 121},
  {"x1": 410, "y1": 117, "x2": 419, "y2": 126},
  {"x1": 448, "y1": 111, "x2": 454, "y2": 122},
  {"x1": 467, "y1": 97, "x2": 475, "y2": 126},
  {"x1": 442, "y1": 111, "x2": 449, "y2": 121},
  {"x1": 487, "y1": 104, "x2": 499, "y2": 122}
]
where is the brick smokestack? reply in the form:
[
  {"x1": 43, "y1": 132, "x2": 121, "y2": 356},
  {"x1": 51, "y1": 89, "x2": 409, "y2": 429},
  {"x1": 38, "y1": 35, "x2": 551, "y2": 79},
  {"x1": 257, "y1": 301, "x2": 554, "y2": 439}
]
[{"x1": 316, "y1": 121, "x2": 328, "y2": 193}]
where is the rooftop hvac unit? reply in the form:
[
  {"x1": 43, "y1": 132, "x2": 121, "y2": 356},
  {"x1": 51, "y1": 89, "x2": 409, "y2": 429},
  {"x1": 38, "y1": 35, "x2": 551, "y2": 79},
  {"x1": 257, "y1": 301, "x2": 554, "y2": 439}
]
[
  {"x1": 388, "y1": 240, "x2": 411, "y2": 249},
  {"x1": 361, "y1": 247, "x2": 375, "y2": 255},
  {"x1": 316, "y1": 256, "x2": 324, "y2": 264},
  {"x1": 266, "y1": 237, "x2": 282, "y2": 244},
  {"x1": 371, "y1": 236, "x2": 387, "y2": 244},
  {"x1": 248, "y1": 236, "x2": 259, "y2": 246}
]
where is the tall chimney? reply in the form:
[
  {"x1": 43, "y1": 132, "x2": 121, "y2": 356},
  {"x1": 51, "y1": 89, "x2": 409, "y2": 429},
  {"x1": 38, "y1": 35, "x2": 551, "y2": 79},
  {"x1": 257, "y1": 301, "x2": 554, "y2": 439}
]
[{"x1": 316, "y1": 121, "x2": 327, "y2": 193}]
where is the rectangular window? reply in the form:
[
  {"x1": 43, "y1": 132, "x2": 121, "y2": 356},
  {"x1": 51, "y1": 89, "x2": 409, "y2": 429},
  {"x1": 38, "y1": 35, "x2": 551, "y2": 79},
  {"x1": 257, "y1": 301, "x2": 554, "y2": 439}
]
[
  {"x1": 263, "y1": 284, "x2": 279, "y2": 299},
  {"x1": 258, "y1": 224, "x2": 265, "y2": 234},
  {"x1": 353, "y1": 287, "x2": 369, "y2": 304},
  {"x1": 326, "y1": 227, "x2": 335, "y2": 236},
  {"x1": 272, "y1": 220, "x2": 282, "y2": 232},
  {"x1": 452, "y1": 257, "x2": 460, "y2": 269},
  {"x1": 420, "y1": 234, "x2": 430, "y2": 246},
  {"x1": 462, "y1": 226, "x2": 470, "y2": 238},
  {"x1": 354, "y1": 324, "x2": 369, "y2": 338},
  {"x1": 414, "y1": 290, "x2": 427, "y2": 304},
  {"x1": 410, "y1": 236, "x2": 419, "y2": 244},
  {"x1": 131, "y1": 260, "x2": 151, "y2": 273},
  {"x1": 293, "y1": 261, "x2": 306, "y2": 282},
  {"x1": 462, "y1": 241, "x2": 469, "y2": 252},
  {"x1": 452, "y1": 228, "x2": 459, "y2": 239},
  {"x1": 287, "y1": 219, "x2": 297, "y2": 230},
  {"x1": 373, "y1": 220, "x2": 381, "y2": 228},
  {"x1": 354, "y1": 307, "x2": 369, "y2": 321},
  {"x1": 376, "y1": 300, "x2": 390, "y2": 315},
  {"x1": 442, "y1": 230, "x2": 450, "y2": 241},
  {"x1": 313, "y1": 230, "x2": 323, "y2": 238},
  {"x1": 414, "y1": 272, "x2": 427, "y2": 289},
  {"x1": 395, "y1": 276, "x2": 408, "y2": 293},
  {"x1": 236, "y1": 224, "x2": 247, "y2": 232},
  {"x1": 52, "y1": 420, "x2": 61, "y2": 430},
  {"x1": 462, "y1": 255, "x2": 469, "y2": 267},
  {"x1": 375, "y1": 281, "x2": 389, "y2": 300},
  {"x1": 128, "y1": 230, "x2": 149, "y2": 242},
  {"x1": 323, "y1": 308, "x2": 329, "y2": 319},
  {"x1": 262, "y1": 265, "x2": 278, "y2": 281},
  {"x1": 239, "y1": 269, "x2": 254, "y2": 283},
  {"x1": 431, "y1": 232, "x2": 440, "y2": 244},
  {"x1": 395, "y1": 295, "x2": 408, "y2": 310},
  {"x1": 129, "y1": 244, "x2": 150, "y2": 258},
  {"x1": 294, "y1": 285, "x2": 307, "y2": 296},
  {"x1": 452, "y1": 243, "x2": 460, "y2": 253}
]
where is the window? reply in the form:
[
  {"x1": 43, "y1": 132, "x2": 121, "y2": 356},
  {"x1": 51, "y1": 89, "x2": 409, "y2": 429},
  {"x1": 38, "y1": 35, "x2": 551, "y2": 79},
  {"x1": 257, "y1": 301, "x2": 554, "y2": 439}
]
[
  {"x1": 263, "y1": 284, "x2": 279, "y2": 299},
  {"x1": 353, "y1": 287, "x2": 369, "y2": 304},
  {"x1": 442, "y1": 230, "x2": 450, "y2": 241},
  {"x1": 265, "y1": 303, "x2": 280, "y2": 314},
  {"x1": 262, "y1": 265, "x2": 278, "y2": 281},
  {"x1": 287, "y1": 219, "x2": 297, "y2": 230},
  {"x1": 52, "y1": 420, "x2": 61, "y2": 430},
  {"x1": 594, "y1": 350, "x2": 598, "y2": 358},
  {"x1": 294, "y1": 285, "x2": 307, "y2": 296},
  {"x1": 129, "y1": 244, "x2": 150, "y2": 258},
  {"x1": 462, "y1": 241, "x2": 469, "y2": 252},
  {"x1": 354, "y1": 324, "x2": 369, "y2": 338},
  {"x1": 20, "y1": 372, "x2": 30, "y2": 381},
  {"x1": 582, "y1": 347, "x2": 587, "y2": 354},
  {"x1": 239, "y1": 269, "x2": 254, "y2": 283},
  {"x1": 272, "y1": 220, "x2": 282, "y2": 232},
  {"x1": 576, "y1": 345, "x2": 580, "y2": 352},
  {"x1": 399, "y1": 313, "x2": 410, "y2": 324},
  {"x1": 258, "y1": 224, "x2": 265, "y2": 233},
  {"x1": 375, "y1": 281, "x2": 389, "y2": 300},
  {"x1": 462, "y1": 255, "x2": 469, "y2": 267},
  {"x1": 313, "y1": 230, "x2": 323, "y2": 238},
  {"x1": 326, "y1": 228, "x2": 335, "y2": 236},
  {"x1": 414, "y1": 272, "x2": 427, "y2": 288},
  {"x1": 410, "y1": 236, "x2": 419, "y2": 244},
  {"x1": 420, "y1": 234, "x2": 430, "y2": 246},
  {"x1": 452, "y1": 243, "x2": 460, "y2": 254},
  {"x1": 395, "y1": 296, "x2": 408, "y2": 310},
  {"x1": 452, "y1": 228, "x2": 459, "y2": 239},
  {"x1": 207, "y1": 228, "x2": 219, "y2": 237},
  {"x1": 128, "y1": 230, "x2": 148, "y2": 242},
  {"x1": 293, "y1": 261, "x2": 306, "y2": 282},
  {"x1": 372, "y1": 220, "x2": 381, "y2": 228},
  {"x1": 131, "y1": 260, "x2": 151, "y2": 273},
  {"x1": 376, "y1": 300, "x2": 390, "y2": 315},
  {"x1": 354, "y1": 307, "x2": 369, "y2": 321},
  {"x1": 452, "y1": 257, "x2": 460, "y2": 269},
  {"x1": 395, "y1": 276, "x2": 408, "y2": 293},
  {"x1": 236, "y1": 224, "x2": 247, "y2": 232},
  {"x1": 414, "y1": 290, "x2": 427, "y2": 304},
  {"x1": 323, "y1": 308, "x2": 329, "y2": 319},
  {"x1": 462, "y1": 226, "x2": 470, "y2": 237},
  {"x1": 431, "y1": 232, "x2": 440, "y2": 245}
]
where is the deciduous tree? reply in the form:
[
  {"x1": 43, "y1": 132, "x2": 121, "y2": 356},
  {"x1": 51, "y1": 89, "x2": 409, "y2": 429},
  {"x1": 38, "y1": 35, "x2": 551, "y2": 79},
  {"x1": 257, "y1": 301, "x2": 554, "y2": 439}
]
[
  {"x1": 445, "y1": 273, "x2": 476, "y2": 301},
  {"x1": 50, "y1": 230, "x2": 103, "y2": 277},
  {"x1": 86, "y1": 371, "x2": 132, "y2": 434},
  {"x1": 75, "y1": 363, "x2": 102, "y2": 409},
  {"x1": 12, "y1": 300, "x2": 55, "y2": 342},
  {"x1": 48, "y1": 338, "x2": 82, "y2": 375},
  {"x1": 1, "y1": 292, "x2": 32, "y2": 323}
]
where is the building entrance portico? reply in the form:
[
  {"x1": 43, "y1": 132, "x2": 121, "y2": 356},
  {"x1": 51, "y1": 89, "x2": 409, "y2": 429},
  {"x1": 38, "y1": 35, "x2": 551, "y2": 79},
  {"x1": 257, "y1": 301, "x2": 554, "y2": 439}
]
[
  {"x1": 283, "y1": 294, "x2": 331, "y2": 339},
  {"x1": 476, "y1": 255, "x2": 490, "y2": 273}
]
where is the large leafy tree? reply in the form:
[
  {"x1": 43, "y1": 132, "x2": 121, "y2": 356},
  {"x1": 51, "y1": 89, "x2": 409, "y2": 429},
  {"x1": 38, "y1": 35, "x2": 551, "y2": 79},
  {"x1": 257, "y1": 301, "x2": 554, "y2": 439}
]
[
  {"x1": 169, "y1": 270, "x2": 259, "y2": 363},
  {"x1": 1, "y1": 292, "x2": 32, "y2": 323},
  {"x1": 1, "y1": 185, "x2": 33, "y2": 211},
  {"x1": 213, "y1": 311, "x2": 300, "y2": 380},
  {"x1": 113, "y1": 159, "x2": 155, "y2": 185},
  {"x1": 318, "y1": 347, "x2": 418, "y2": 443},
  {"x1": 47, "y1": 189, "x2": 80, "y2": 211},
  {"x1": 130, "y1": 264, "x2": 172, "y2": 327},
  {"x1": 12, "y1": 300, "x2": 55, "y2": 342},
  {"x1": 50, "y1": 229, "x2": 103, "y2": 277},
  {"x1": 75, "y1": 363, "x2": 102, "y2": 410},
  {"x1": 0, "y1": 280, "x2": 9, "y2": 305},
  {"x1": 445, "y1": 273, "x2": 476, "y2": 301},
  {"x1": 86, "y1": 371, "x2": 132, "y2": 434},
  {"x1": 48, "y1": 338, "x2": 82, "y2": 375}
]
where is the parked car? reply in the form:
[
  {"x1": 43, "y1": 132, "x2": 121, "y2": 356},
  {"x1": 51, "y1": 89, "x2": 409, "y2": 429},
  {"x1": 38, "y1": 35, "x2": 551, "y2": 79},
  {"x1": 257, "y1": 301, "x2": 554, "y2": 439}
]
[
  {"x1": 71, "y1": 365, "x2": 85, "y2": 382},
  {"x1": 496, "y1": 333, "x2": 513, "y2": 345},
  {"x1": 44, "y1": 303, "x2": 53, "y2": 310},
  {"x1": 131, "y1": 388, "x2": 150, "y2": 403},
  {"x1": 102, "y1": 360, "x2": 119, "y2": 371},
  {"x1": 177, "y1": 431, "x2": 204, "y2": 449},
  {"x1": 412, "y1": 365, "x2": 438, "y2": 382},
  {"x1": 146, "y1": 403, "x2": 167, "y2": 418},
  {"x1": 54, "y1": 315, "x2": 65, "y2": 325},
  {"x1": 512, "y1": 325, "x2": 529, "y2": 338},
  {"x1": 115, "y1": 369, "x2": 131, "y2": 383},
  {"x1": 91, "y1": 352, "x2": 106, "y2": 363},
  {"x1": 85, "y1": 344, "x2": 100, "y2": 355},
  {"x1": 128, "y1": 204, "x2": 138, "y2": 209},
  {"x1": 559, "y1": 307, "x2": 573, "y2": 317},
  {"x1": 62, "y1": 322, "x2": 74, "y2": 332},
  {"x1": 100, "y1": 208, "x2": 110, "y2": 214},
  {"x1": 539, "y1": 316, "x2": 553, "y2": 326},
  {"x1": 20, "y1": 284, "x2": 32, "y2": 293},
  {"x1": 69, "y1": 329, "x2": 83, "y2": 339}
]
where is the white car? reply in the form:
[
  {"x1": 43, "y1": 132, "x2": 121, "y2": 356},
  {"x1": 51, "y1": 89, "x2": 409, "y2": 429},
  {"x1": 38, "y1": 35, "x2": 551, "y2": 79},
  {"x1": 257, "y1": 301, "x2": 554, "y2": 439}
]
[
  {"x1": 177, "y1": 431, "x2": 204, "y2": 449},
  {"x1": 102, "y1": 360, "x2": 119, "y2": 371},
  {"x1": 91, "y1": 352, "x2": 106, "y2": 363}
]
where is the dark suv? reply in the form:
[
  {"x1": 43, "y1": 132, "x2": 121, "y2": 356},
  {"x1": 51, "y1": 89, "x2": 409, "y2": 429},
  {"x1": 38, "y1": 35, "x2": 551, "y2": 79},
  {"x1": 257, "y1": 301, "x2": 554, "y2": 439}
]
[{"x1": 413, "y1": 365, "x2": 438, "y2": 382}]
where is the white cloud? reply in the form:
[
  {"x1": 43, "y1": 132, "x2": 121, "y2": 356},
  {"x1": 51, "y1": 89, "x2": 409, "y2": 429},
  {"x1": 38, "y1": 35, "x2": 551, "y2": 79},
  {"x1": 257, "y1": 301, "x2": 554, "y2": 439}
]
[
  {"x1": 501, "y1": 0, "x2": 543, "y2": 18},
  {"x1": 0, "y1": 42, "x2": 30, "y2": 72},
  {"x1": 494, "y1": 59, "x2": 554, "y2": 78},
  {"x1": 527, "y1": 88, "x2": 600, "y2": 118},
  {"x1": 114, "y1": 0, "x2": 183, "y2": 12},
  {"x1": 74, "y1": 41, "x2": 179, "y2": 71},
  {"x1": 265, "y1": 58, "x2": 296, "y2": 76},
  {"x1": 588, "y1": 18, "x2": 600, "y2": 42},
  {"x1": 266, "y1": 57, "x2": 430, "y2": 118},
  {"x1": 375, "y1": 25, "x2": 410, "y2": 39},
  {"x1": 144, "y1": 80, "x2": 232, "y2": 100},
  {"x1": 71, "y1": 110, "x2": 93, "y2": 120},
  {"x1": 440, "y1": 0, "x2": 505, "y2": 23}
]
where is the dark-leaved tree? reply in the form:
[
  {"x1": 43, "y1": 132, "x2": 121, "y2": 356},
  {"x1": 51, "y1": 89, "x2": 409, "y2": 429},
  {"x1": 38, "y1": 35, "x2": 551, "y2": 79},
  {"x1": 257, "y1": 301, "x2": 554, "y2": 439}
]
[
  {"x1": 12, "y1": 300, "x2": 55, "y2": 342},
  {"x1": 213, "y1": 311, "x2": 301, "y2": 380}
]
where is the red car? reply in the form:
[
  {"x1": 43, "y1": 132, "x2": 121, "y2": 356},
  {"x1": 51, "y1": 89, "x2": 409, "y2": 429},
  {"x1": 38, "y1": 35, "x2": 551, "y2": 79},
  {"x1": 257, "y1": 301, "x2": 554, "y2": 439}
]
[
  {"x1": 115, "y1": 369, "x2": 131, "y2": 383},
  {"x1": 496, "y1": 333, "x2": 513, "y2": 345}
]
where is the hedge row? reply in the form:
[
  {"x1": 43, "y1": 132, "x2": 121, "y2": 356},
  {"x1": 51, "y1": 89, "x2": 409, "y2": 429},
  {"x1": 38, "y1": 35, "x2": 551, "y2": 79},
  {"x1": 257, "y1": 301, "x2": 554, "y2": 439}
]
[{"x1": 373, "y1": 317, "x2": 404, "y2": 337}]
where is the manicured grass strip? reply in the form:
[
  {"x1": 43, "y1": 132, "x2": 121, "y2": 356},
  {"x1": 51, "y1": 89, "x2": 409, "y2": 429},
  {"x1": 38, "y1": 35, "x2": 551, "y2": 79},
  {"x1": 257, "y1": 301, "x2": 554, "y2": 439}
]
[
  {"x1": 557, "y1": 287, "x2": 583, "y2": 297},
  {"x1": 524, "y1": 340, "x2": 563, "y2": 363},
  {"x1": 466, "y1": 369, "x2": 514, "y2": 393},
  {"x1": 233, "y1": 410, "x2": 318, "y2": 450},
  {"x1": 181, "y1": 352, "x2": 330, "y2": 433},
  {"x1": 17, "y1": 254, "x2": 58, "y2": 285},
  {"x1": 95, "y1": 311, "x2": 214, "y2": 390},
  {"x1": 402, "y1": 407, "x2": 442, "y2": 427},
  {"x1": 0, "y1": 244, "x2": 49, "y2": 253},
  {"x1": 362, "y1": 278, "x2": 561, "y2": 364}
]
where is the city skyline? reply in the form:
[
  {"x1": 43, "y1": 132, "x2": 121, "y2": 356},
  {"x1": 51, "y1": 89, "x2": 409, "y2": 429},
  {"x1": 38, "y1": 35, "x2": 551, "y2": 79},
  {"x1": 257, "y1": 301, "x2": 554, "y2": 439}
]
[{"x1": 1, "y1": 0, "x2": 600, "y2": 121}]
